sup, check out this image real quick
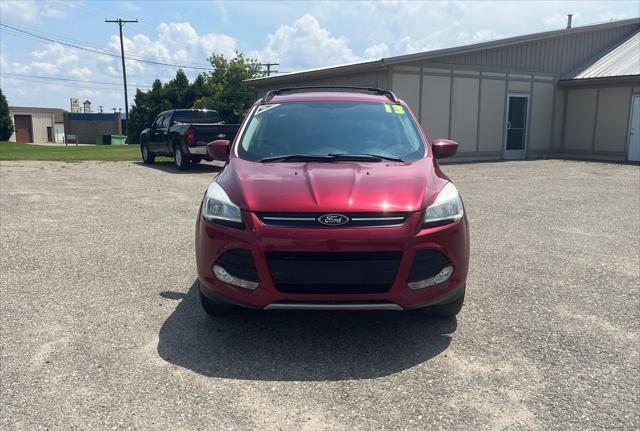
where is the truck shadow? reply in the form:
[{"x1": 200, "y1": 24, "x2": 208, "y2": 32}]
[
  {"x1": 157, "y1": 281, "x2": 457, "y2": 381},
  {"x1": 134, "y1": 161, "x2": 223, "y2": 174}
]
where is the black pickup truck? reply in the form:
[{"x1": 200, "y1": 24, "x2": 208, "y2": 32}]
[{"x1": 140, "y1": 109, "x2": 240, "y2": 170}]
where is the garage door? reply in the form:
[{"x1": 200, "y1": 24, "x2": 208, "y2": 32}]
[{"x1": 14, "y1": 115, "x2": 33, "y2": 143}]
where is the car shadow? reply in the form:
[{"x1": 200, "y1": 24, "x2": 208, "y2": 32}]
[
  {"x1": 157, "y1": 281, "x2": 457, "y2": 381},
  {"x1": 134, "y1": 161, "x2": 224, "y2": 174}
]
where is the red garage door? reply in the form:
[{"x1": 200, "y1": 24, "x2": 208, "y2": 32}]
[{"x1": 14, "y1": 115, "x2": 33, "y2": 143}]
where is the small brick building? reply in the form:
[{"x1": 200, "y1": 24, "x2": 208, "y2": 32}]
[{"x1": 64, "y1": 112, "x2": 123, "y2": 144}]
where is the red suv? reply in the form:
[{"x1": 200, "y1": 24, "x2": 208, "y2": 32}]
[{"x1": 195, "y1": 87, "x2": 469, "y2": 317}]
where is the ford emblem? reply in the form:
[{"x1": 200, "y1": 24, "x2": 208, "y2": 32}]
[{"x1": 317, "y1": 214, "x2": 350, "y2": 226}]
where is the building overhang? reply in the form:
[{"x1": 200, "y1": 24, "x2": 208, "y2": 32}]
[{"x1": 558, "y1": 75, "x2": 640, "y2": 87}]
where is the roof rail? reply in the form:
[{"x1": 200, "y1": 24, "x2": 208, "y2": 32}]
[{"x1": 261, "y1": 86, "x2": 400, "y2": 104}]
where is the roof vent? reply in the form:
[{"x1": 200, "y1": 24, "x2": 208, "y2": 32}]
[{"x1": 566, "y1": 14, "x2": 573, "y2": 29}]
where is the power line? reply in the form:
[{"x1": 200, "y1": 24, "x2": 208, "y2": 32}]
[
  {"x1": 0, "y1": 72, "x2": 151, "y2": 88},
  {"x1": 0, "y1": 23, "x2": 213, "y2": 70},
  {"x1": 0, "y1": 21, "x2": 212, "y2": 69},
  {"x1": 0, "y1": 75, "x2": 145, "y2": 92}
]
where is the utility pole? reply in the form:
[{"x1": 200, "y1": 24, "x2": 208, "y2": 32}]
[
  {"x1": 106, "y1": 18, "x2": 138, "y2": 134},
  {"x1": 261, "y1": 62, "x2": 279, "y2": 76}
]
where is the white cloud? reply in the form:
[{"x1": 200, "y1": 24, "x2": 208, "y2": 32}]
[
  {"x1": 69, "y1": 67, "x2": 92, "y2": 79},
  {"x1": 364, "y1": 42, "x2": 389, "y2": 59},
  {"x1": 256, "y1": 14, "x2": 358, "y2": 70},
  {"x1": 470, "y1": 29, "x2": 504, "y2": 43},
  {"x1": 16, "y1": 44, "x2": 80, "y2": 75},
  {"x1": 0, "y1": 0, "x2": 39, "y2": 21},
  {"x1": 0, "y1": 0, "x2": 72, "y2": 22},
  {"x1": 395, "y1": 31, "x2": 446, "y2": 55},
  {"x1": 122, "y1": 1, "x2": 139, "y2": 12},
  {"x1": 78, "y1": 89, "x2": 94, "y2": 98},
  {"x1": 108, "y1": 22, "x2": 237, "y2": 77}
]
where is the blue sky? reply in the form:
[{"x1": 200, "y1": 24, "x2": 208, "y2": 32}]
[{"x1": 0, "y1": 0, "x2": 638, "y2": 111}]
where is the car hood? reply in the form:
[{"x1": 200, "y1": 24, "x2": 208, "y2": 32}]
[{"x1": 217, "y1": 158, "x2": 445, "y2": 213}]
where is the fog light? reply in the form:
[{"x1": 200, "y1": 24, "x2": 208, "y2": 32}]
[
  {"x1": 407, "y1": 265, "x2": 454, "y2": 290},
  {"x1": 212, "y1": 264, "x2": 259, "y2": 290}
]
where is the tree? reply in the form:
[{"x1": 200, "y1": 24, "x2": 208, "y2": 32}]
[
  {"x1": 127, "y1": 52, "x2": 265, "y2": 144},
  {"x1": 194, "y1": 52, "x2": 265, "y2": 123},
  {"x1": 0, "y1": 88, "x2": 14, "y2": 141},
  {"x1": 127, "y1": 76, "x2": 178, "y2": 145}
]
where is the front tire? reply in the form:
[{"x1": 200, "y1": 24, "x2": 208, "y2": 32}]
[
  {"x1": 173, "y1": 143, "x2": 190, "y2": 170},
  {"x1": 199, "y1": 289, "x2": 239, "y2": 316},
  {"x1": 423, "y1": 290, "x2": 465, "y2": 317},
  {"x1": 141, "y1": 141, "x2": 155, "y2": 164}
]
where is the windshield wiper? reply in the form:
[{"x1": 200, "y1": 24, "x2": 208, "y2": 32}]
[
  {"x1": 259, "y1": 153, "x2": 405, "y2": 163},
  {"x1": 258, "y1": 154, "x2": 335, "y2": 163},
  {"x1": 328, "y1": 153, "x2": 405, "y2": 162}
]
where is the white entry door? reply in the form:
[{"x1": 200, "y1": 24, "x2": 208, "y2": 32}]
[{"x1": 628, "y1": 95, "x2": 640, "y2": 162}]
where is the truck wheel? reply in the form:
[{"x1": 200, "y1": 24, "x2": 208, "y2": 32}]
[
  {"x1": 423, "y1": 290, "x2": 465, "y2": 317},
  {"x1": 199, "y1": 290, "x2": 239, "y2": 316},
  {"x1": 173, "y1": 144, "x2": 190, "y2": 170},
  {"x1": 141, "y1": 142, "x2": 155, "y2": 164}
]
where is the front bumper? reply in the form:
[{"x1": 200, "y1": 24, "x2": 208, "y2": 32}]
[{"x1": 195, "y1": 211, "x2": 469, "y2": 310}]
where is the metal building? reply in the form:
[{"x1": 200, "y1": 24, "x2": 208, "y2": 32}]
[
  {"x1": 9, "y1": 107, "x2": 66, "y2": 144},
  {"x1": 247, "y1": 18, "x2": 640, "y2": 162}
]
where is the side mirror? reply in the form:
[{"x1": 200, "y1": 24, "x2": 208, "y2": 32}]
[
  {"x1": 431, "y1": 139, "x2": 459, "y2": 159},
  {"x1": 207, "y1": 139, "x2": 230, "y2": 161}
]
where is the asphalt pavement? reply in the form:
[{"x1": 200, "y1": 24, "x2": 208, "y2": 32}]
[{"x1": 1, "y1": 159, "x2": 638, "y2": 430}]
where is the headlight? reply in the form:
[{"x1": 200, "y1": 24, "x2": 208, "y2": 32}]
[
  {"x1": 202, "y1": 182, "x2": 243, "y2": 227},
  {"x1": 424, "y1": 182, "x2": 464, "y2": 226}
]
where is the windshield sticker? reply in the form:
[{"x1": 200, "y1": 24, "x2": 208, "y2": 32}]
[
  {"x1": 384, "y1": 104, "x2": 405, "y2": 114},
  {"x1": 255, "y1": 104, "x2": 280, "y2": 116}
]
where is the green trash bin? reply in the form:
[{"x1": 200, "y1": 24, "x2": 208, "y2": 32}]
[
  {"x1": 96, "y1": 135, "x2": 111, "y2": 145},
  {"x1": 110, "y1": 135, "x2": 127, "y2": 145}
]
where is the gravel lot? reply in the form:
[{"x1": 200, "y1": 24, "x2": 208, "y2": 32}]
[{"x1": 1, "y1": 159, "x2": 638, "y2": 430}]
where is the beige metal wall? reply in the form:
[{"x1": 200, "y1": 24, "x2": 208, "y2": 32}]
[
  {"x1": 478, "y1": 78, "x2": 505, "y2": 153},
  {"x1": 450, "y1": 74, "x2": 480, "y2": 154},
  {"x1": 422, "y1": 23, "x2": 638, "y2": 76},
  {"x1": 562, "y1": 84, "x2": 638, "y2": 159},
  {"x1": 391, "y1": 66, "x2": 557, "y2": 160},
  {"x1": 420, "y1": 73, "x2": 451, "y2": 141},
  {"x1": 529, "y1": 82, "x2": 555, "y2": 152},
  {"x1": 564, "y1": 88, "x2": 597, "y2": 151},
  {"x1": 9, "y1": 111, "x2": 55, "y2": 143},
  {"x1": 31, "y1": 112, "x2": 54, "y2": 143}
]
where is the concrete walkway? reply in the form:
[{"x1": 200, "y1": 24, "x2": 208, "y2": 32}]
[{"x1": 23, "y1": 142, "x2": 96, "y2": 147}]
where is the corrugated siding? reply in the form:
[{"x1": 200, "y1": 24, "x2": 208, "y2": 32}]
[
  {"x1": 426, "y1": 24, "x2": 638, "y2": 76},
  {"x1": 31, "y1": 112, "x2": 54, "y2": 143}
]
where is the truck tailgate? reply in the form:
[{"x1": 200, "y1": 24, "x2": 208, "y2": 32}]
[{"x1": 192, "y1": 124, "x2": 240, "y2": 144}]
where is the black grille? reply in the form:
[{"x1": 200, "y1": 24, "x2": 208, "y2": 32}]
[
  {"x1": 265, "y1": 251, "x2": 402, "y2": 294},
  {"x1": 407, "y1": 250, "x2": 451, "y2": 282},
  {"x1": 257, "y1": 212, "x2": 408, "y2": 228},
  {"x1": 216, "y1": 249, "x2": 260, "y2": 282}
]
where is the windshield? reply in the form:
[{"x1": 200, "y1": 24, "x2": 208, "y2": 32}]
[
  {"x1": 173, "y1": 110, "x2": 221, "y2": 124},
  {"x1": 238, "y1": 101, "x2": 425, "y2": 162}
]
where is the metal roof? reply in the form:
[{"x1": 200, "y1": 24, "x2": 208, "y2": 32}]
[
  {"x1": 9, "y1": 106, "x2": 67, "y2": 123},
  {"x1": 246, "y1": 17, "x2": 640, "y2": 85},
  {"x1": 563, "y1": 30, "x2": 639, "y2": 81},
  {"x1": 67, "y1": 113, "x2": 119, "y2": 121}
]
